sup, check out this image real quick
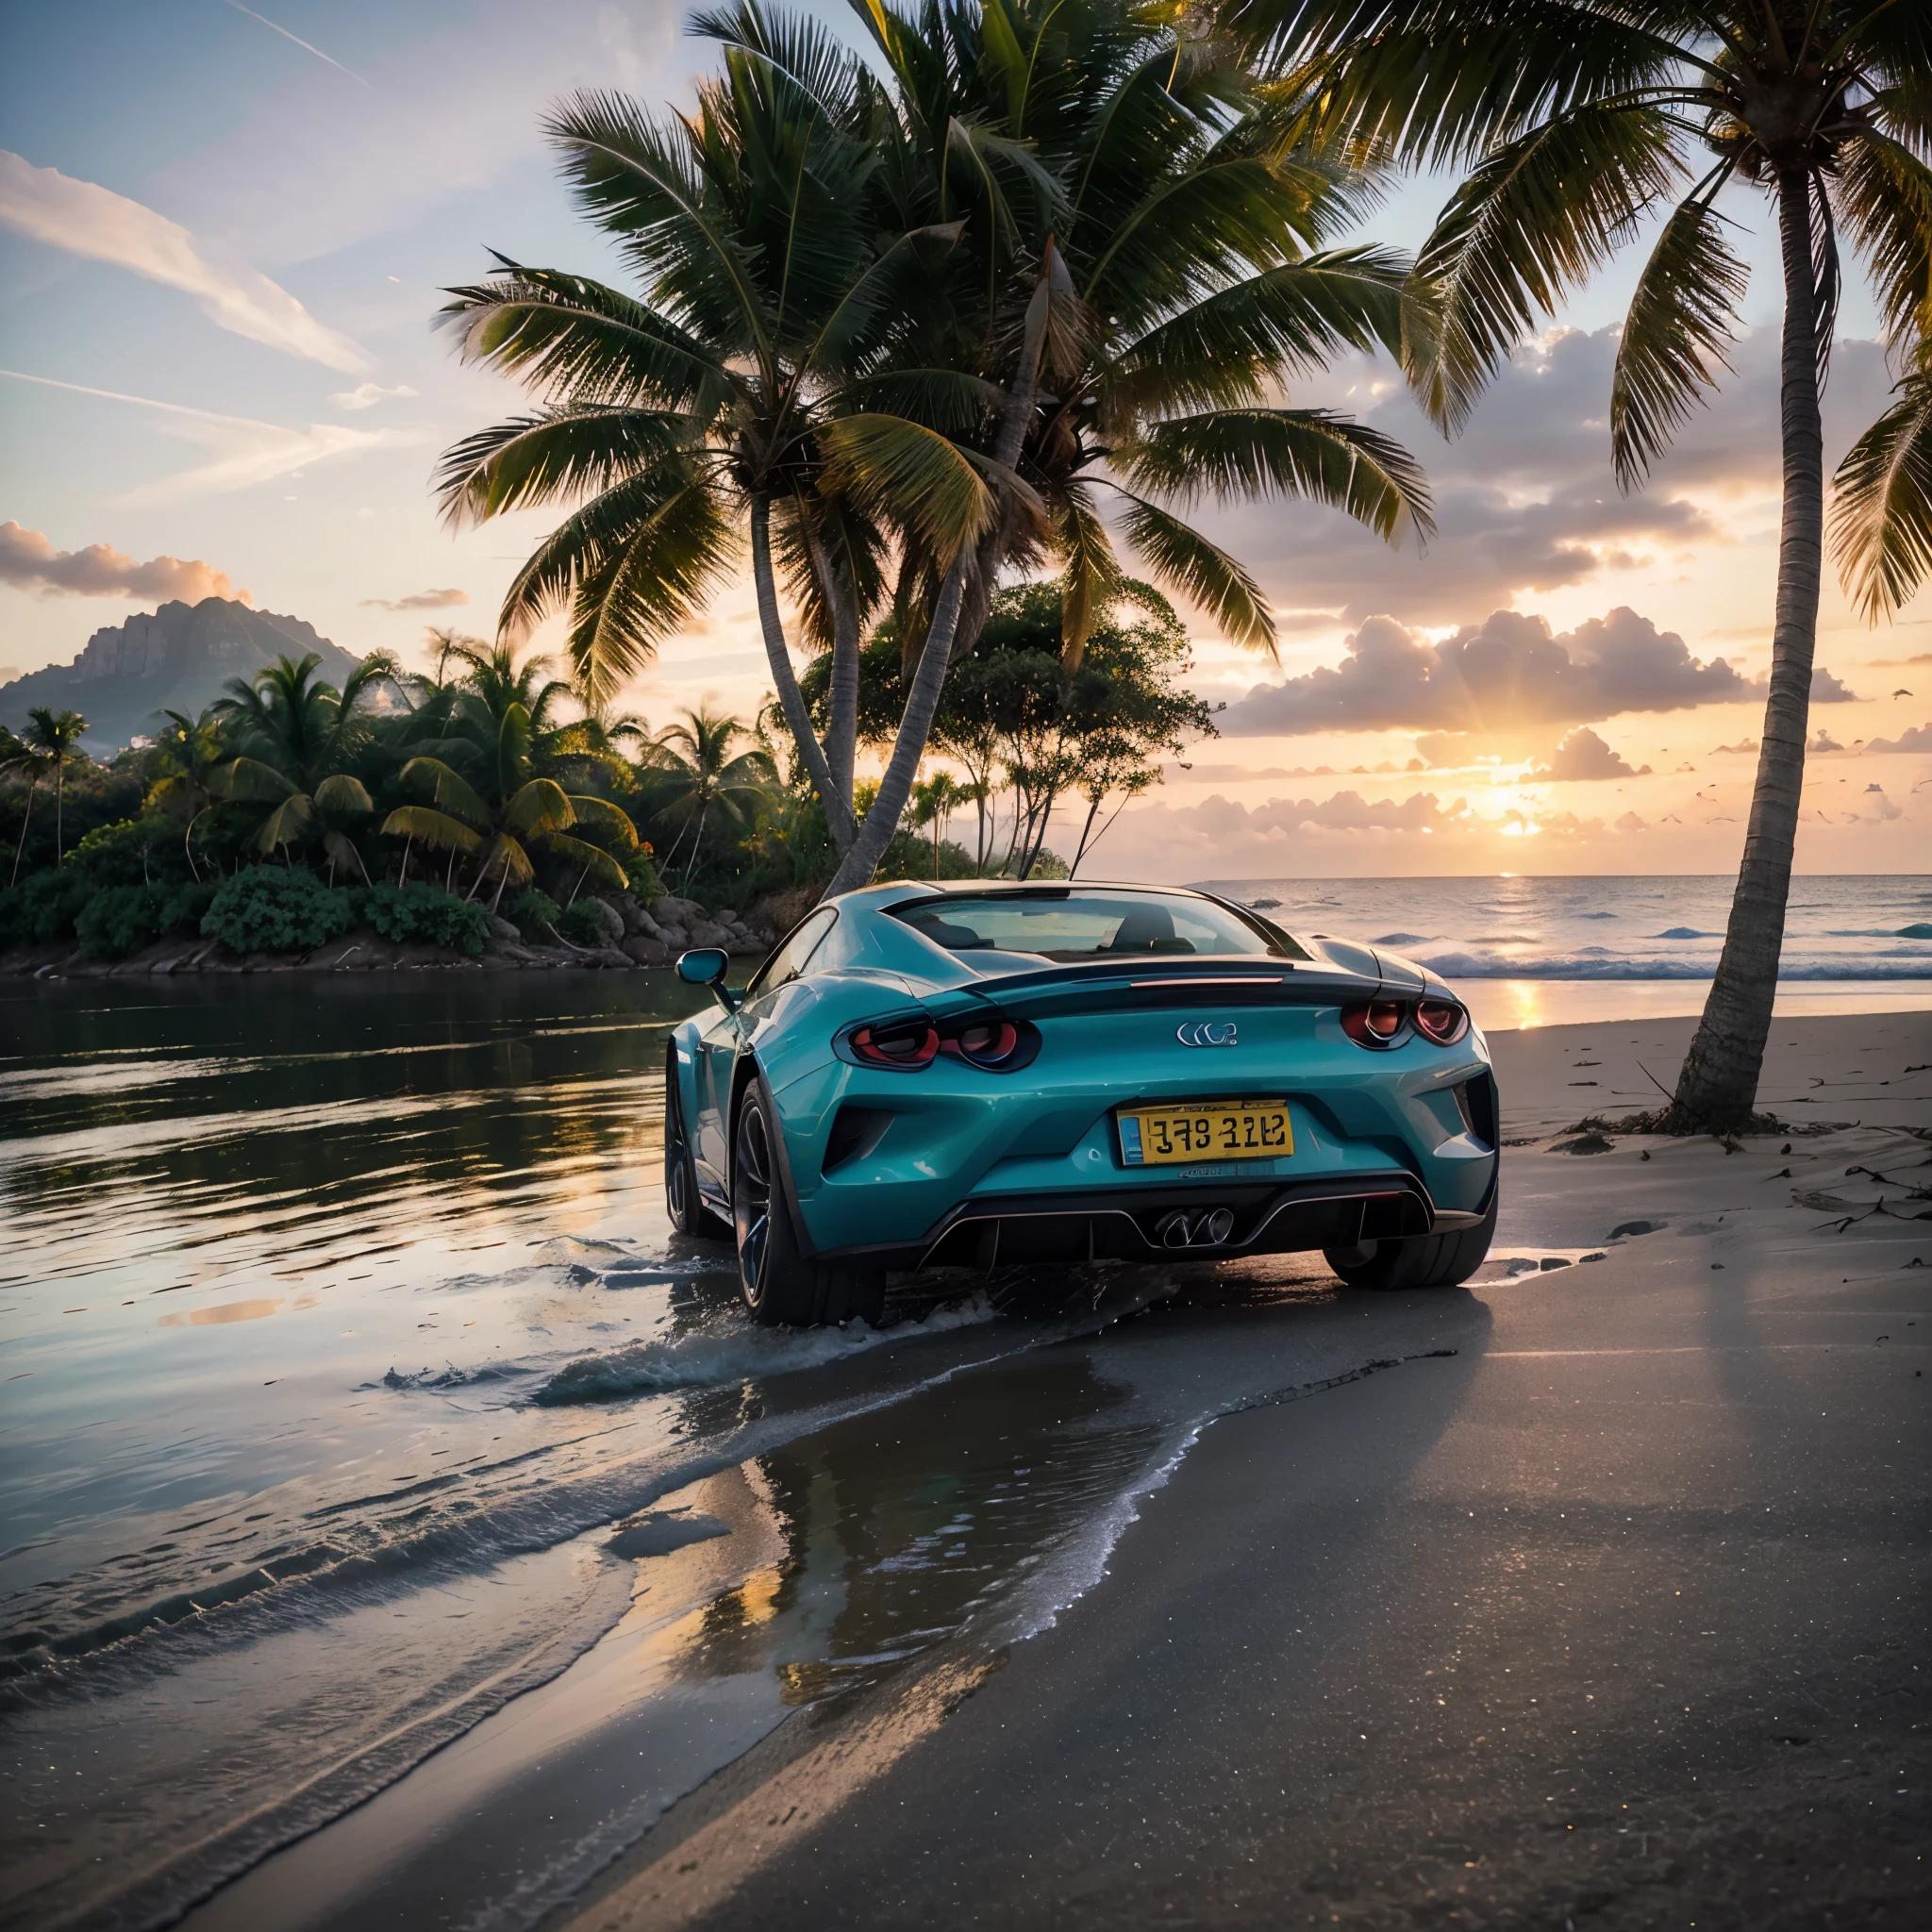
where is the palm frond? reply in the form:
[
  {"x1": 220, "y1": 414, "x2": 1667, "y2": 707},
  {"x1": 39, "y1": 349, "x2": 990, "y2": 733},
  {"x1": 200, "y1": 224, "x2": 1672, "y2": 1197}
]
[
  {"x1": 1830, "y1": 361, "x2": 1932, "y2": 624},
  {"x1": 210, "y1": 756, "x2": 297, "y2": 804},
  {"x1": 1122, "y1": 408, "x2": 1434, "y2": 543},
  {"x1": 1055, "y1": 486, "x2": 1125, "y2": 671},
  {"x1": 564, "y1": 792, "x2": 640, "y2": 849},
  {"x1": 1836, "y1": 131, "x2": 1932, "y2": 357},
  {"x1": 435, "y1": 406, "x2": 702, "y2": 525},
  {"x1": 437, "y1": 263, "x2": 732, "y2": 410},
  {"x1": 539, "y1": 833, "x2": 629, "y2": 891},
  {"x1": 381, "y1": 805, "x2": 484, "y2": 856},
  {"x1": 1108, "y1": 487, "x2": 1275, "y2": 657},
  {"x1": 504, "y1": 777, "x2": 576, "y2": 838},
  {"x1": 818, "y1": 414, "x2": 997, "y2": 563},
  {"x1": 312, "y1": 774, "x2": 375, "y2": 817},
  {"x1": 1409, "y1": 100, "x2": 1679, "y2": 434},
  {"x1": 398, "y1": 758, "x2": 493, "y2": 831},
  {"x1": 1609, "y1": 185, "x2": 1746, "y2": 489}
]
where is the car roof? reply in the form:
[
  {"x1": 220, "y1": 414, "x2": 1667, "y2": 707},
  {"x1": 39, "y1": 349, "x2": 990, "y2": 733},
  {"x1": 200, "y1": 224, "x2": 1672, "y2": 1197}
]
[{"x1": 840, "y1": 878, "x2": 1217, "y2": 907}]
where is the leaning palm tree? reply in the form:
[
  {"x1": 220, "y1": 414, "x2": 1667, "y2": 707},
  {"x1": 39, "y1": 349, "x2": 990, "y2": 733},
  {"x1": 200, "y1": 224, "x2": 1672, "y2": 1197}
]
[
  {"x1": 22, "y1": 708, "x2": 89, "y2": 867},
  {"x1": 210, "y1": 652, "x2": 398, "y2": 874},
  {"x1": 1231, "y1": 0, "x2": 1931, "y2": 1131},
  {"x1": 382, "y1": 700, "x2": 640, "y2": 910},
  {"x1": 646, "y1": 708, "x2": 777, "y2": 885}
]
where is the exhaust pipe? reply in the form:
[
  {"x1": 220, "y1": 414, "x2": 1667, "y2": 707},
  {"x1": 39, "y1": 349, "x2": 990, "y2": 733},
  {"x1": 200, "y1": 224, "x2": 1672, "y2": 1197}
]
[{"x1": 1154, "y1": 1208, "x2": 1236, "y2": 1249}]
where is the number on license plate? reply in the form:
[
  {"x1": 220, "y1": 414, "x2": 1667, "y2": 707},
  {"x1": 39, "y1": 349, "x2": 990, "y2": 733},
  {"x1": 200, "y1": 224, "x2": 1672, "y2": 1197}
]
[{"x1": 1118, "y1": 1100, "x2": 1292, "y2": 1166}]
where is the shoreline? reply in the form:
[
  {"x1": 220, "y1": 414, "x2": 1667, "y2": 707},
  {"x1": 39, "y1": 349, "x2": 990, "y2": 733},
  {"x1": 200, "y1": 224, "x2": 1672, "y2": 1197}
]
[{"x1": 116, "y1": 1009, "x2": 1925, "y2": 1932}]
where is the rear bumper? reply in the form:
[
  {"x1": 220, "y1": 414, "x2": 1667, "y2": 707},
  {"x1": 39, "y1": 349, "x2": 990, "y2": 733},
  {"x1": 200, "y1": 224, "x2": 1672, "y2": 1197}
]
[{"x1": 815, "y1": 1167, "x2": 1489, "y2": 1272}]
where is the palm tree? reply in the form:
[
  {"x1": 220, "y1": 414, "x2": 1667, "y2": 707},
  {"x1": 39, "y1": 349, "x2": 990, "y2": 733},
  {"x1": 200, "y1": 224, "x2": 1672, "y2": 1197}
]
[
  {"x1": 796, "y1": 0, "x2": 1433, "y2": 895},
  {"x1": 144, "y1": 708, "x2": 230, "y2": 881},
  {"x1": 432, "y1": 9, "x2": 999, "y2": 855},
  {"x1": 210, "y1": 652, "x2": 399, "y2": 875},
  {"x1": 908, "y1": 771, "x2": 965, "y2": 878},
  {"x1": 1, "y1": 724, "x2": 52, "y2": 885},
  {"x1": 1832, "y1": 345, "x2": 1932, "y2": 622},
  {"x1": 22, "y1": 708, "x2": 89, "y2": 867},
  {"x1": 646, "y1": 708, "x2": 776, "y2": 886},
  {"x1": 382, "y1": 700, "x2": 640, "y2": 910},
  {"x1": 1233, "y1": 0, "x2": 1931, "y2": 1131}
]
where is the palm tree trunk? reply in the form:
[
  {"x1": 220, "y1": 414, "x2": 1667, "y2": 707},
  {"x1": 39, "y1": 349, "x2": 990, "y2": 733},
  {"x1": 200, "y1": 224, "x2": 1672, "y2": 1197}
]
[
  {"x1": 54, "y1": 762, "x2": 64, "y2": 865},
  {"x1": 1071, "y1": 794, "x2": 1103, "y2": 877},
  {"x1": 824, "y1": 247, "x2": 1060, "y2": 900},
  {"x1": 752, "y1": 497, "x2": 857, "y2": 852},
  {"x1": 808, "y1": 525, "x2": 861, "y2": 823},
  {"x1": 10, "y1": 778, "x2": 36, "y2": 885},
  {"x1": 1672, "y1": 169, "x2": 1824, "y2": 1132}
]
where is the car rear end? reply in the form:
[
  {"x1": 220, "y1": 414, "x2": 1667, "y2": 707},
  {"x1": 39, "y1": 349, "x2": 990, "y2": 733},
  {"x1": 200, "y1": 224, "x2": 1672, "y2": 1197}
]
[{"x1": 774, "y1": 889, "x2": 1496, "y2": 1273}]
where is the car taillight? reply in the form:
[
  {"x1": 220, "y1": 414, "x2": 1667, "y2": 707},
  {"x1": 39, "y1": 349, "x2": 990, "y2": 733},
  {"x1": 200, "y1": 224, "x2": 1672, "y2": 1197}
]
[
  {"x1": 1415, "y1": 999, "x2": 1468, "y2": 1045},
  {"x1": 943, "y1": 1018, "x2": 1020, "y2": 1068},
  {"x1": 849, "y1": 1022, "x2": 939, "y2": 1069},
  {"x1": 1341, "y1": 1000, "x2": 1407, "y2": 1047}
]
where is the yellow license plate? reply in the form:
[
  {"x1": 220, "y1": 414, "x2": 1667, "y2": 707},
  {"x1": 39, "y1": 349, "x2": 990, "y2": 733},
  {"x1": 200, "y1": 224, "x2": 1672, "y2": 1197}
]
[{"x1": 1118, "y1": 1099, "x2": 1292, "y2": 1167}]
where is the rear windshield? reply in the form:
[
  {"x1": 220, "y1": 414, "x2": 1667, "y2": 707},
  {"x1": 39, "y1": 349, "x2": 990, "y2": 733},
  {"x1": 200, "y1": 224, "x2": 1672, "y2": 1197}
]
[{"x1": 890, "y1": 890, "x2": 1306, "y2": 962}]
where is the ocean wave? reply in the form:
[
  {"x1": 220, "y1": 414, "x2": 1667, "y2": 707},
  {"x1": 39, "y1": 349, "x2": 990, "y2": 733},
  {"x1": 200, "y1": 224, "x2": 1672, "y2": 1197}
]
[
  {"x1": 1417, "y1": 949, "x2": 1932, "y2": 980},
  {"x1": 1653, "y1": 927, "x2": 1722, "y2": 939},
  {"x1": 1826, "y1": 924, "x2": 1932, "y2": 939},
  {"x1": 533, "y1": 1295, "x2": 1001, "y2": 1405}
]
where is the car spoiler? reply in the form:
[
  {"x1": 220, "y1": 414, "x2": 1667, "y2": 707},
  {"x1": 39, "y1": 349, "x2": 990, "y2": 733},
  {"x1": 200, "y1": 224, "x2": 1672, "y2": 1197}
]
[{"x1": 918, "y1": 956, "x2": 1387, "y2": 1023}]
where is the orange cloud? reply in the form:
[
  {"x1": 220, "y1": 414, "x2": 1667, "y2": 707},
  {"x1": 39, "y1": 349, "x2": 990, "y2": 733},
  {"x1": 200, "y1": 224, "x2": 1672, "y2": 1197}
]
[{"x1": 0, "y1": 521, "x2": 247, "y2": 604}]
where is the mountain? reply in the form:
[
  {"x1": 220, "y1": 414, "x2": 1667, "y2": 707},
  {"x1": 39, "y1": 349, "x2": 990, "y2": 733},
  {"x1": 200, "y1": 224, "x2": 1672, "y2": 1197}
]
[{"x1": 0, "y1": 598, "x2": 363, "y2": 751}]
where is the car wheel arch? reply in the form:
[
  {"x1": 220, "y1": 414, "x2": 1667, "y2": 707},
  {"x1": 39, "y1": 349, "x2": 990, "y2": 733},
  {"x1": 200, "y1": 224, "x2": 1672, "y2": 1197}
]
[{"x1": 728, "y1": 1052, "x2": 818, "y2": 1260}]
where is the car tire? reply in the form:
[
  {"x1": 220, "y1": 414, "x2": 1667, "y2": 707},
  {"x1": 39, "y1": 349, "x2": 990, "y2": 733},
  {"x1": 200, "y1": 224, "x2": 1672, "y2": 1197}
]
[
  {"x1": 732, "y1": 1082, "x2": 885, "y2": 1328},
  {"x1": 665, "y1": 1051, "x2": 731, "y2": 1241},
  {"x1": 1324, "y1": 1194, "x2": 1496, "y2": 1291}
]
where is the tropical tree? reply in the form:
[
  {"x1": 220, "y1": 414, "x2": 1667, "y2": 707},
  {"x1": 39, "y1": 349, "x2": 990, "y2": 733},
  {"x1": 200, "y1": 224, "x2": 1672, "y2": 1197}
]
[
  {"x1": 1230, "y1": 0, "x2": 1932, "y2": 1131},
  {"x1": 432, "y1": 8, "x2": 997, "y2": 858},
  {"x1": 908, "y1": 771, "x2": 965, "y2": 877},
  {"x1": 144, "y1": 708, "x2": 230, "y2": 881},
  {"x1": 438, "y1": 0, "x2": 1431, "y2": 907},
  {"x1": 210, "y1": 653, "x2": 399, "y2": 874},
  {"x1": 382, "y1": 700, "x2": 640, "y2": 910},
  {"x1": 1, "y1": 724, "x2": 52, "y2": 885},
  {"x1": 17, "y1": 708, "x2": 91, "y2": 868},
  {"x1": 645, "y1": 707, "x2": 777, "y2": 885}
]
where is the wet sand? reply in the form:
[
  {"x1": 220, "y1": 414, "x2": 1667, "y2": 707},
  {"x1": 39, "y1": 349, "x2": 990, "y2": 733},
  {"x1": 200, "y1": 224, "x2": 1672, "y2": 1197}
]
[{"x1": 544, "y1": 1011, "x2": 1932, "y2": 1931}]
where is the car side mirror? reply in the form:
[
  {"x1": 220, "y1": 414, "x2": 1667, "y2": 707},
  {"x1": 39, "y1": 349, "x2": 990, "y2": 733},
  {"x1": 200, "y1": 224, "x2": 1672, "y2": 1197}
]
[{"x1": 676, "y1": 947, "x2": 738, "y2": 1010}]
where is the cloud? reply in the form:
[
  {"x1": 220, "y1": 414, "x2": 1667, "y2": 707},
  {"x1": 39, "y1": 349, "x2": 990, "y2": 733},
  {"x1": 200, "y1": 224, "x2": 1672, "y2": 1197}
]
[
  {"x1": 1810, "y1": 666, "x2": 1857, "y2": 703},
  {"x1": 1867, "y1": 723, "x2": 1932, "y2": 753},
  {"x1": 0, "y1": 521, "x2": 247, "y2": 603},
  {"x1": 0, "y1": 150, "x2": 368, "y2": 371},
  {"x1": 1191, "y1": 326, "x2": 1900, "y2": 629},
  {"x1": 0, "y1": 369, "x2": 410, "y2": 503},
  {"x1": 358, "y1": 587, "x2": 471, "y2": 611},
  {"x1": 331, "y1": 381, "x2": 417, "y2": 410},
  {"x1": 1532, "y1": 725, "x2": 1651, "y2": 781},
  {"x1": 1224, "y1": 606, "x2": 1757, "y2": 737}
]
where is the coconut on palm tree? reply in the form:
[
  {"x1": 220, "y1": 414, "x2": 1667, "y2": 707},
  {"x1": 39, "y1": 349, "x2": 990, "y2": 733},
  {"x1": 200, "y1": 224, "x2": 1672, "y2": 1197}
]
[{"x1": 1230, "y1": 0, "x2": 1931, "y2": 1131}]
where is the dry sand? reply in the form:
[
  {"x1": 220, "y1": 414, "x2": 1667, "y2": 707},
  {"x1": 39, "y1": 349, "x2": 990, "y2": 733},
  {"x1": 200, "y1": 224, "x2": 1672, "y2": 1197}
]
[{"x1": 548, "y1": 1009, "x2": 1932, "y2": 1932}]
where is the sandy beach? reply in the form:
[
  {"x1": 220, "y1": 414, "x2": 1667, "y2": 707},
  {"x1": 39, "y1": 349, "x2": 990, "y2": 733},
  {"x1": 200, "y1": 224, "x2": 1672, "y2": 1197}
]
[{"x1": 29, "y1": 1005, "x2": 1898, "y2": 1932}]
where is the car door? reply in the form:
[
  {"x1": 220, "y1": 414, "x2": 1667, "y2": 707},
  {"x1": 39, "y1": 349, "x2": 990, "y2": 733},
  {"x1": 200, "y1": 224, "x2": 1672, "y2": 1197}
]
[{"x1": 692, "y1": 908, "x2": 839, "y2": 1190}]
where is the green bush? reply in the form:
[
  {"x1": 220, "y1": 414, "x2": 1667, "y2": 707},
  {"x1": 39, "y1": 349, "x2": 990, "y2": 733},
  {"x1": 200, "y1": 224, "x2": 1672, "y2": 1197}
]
[
  {"x1": 362, "y1": 881, "x2": 488, "y2": 956},
  {"x1": 503, "y1": 887, "x2": 561, "y2": 942},
  {"x1": 201, "y1": 865, "x2": 357, "y2": 955},
  {"x1": 75, "y1": 880, "x2": 216, "y2": 959},
  {"x1": 65, "y1": 818, "x2": 185, "y2": 890},
  {"x1": 0, "y1": 868, "x2": 97, "y2": 946},
  {"x1": 556, "y1": 895, "x2": 623, "y2": 948}
]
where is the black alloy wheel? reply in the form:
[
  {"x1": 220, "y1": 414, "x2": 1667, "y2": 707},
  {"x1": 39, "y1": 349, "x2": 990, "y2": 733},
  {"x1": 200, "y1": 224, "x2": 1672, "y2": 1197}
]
[
  {"x1": 1324, "y1": 1194, "x2": 1497, "y2": 1291},
  {"x1": 732, "y1": 1084, "x2": 884, "y2": 1328},
  {"x1": 665, "y1": 1052, "x2": 730, "y2": 1241}
]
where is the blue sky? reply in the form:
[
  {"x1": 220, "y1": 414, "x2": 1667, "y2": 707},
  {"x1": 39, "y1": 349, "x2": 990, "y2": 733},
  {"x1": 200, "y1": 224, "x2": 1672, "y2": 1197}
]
[{"x1": 1, "y1": 0, "x2": 1926, "y2": 874}]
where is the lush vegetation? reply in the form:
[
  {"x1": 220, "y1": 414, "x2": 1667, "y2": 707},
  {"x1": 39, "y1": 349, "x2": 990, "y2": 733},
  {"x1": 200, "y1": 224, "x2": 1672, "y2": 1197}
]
[
  {"x1": 2, "y1": 573, "x2": 1204, "y2": 957},
  {"x1": 435, "y1": 0, "x2": 1430, "y2": 904}
]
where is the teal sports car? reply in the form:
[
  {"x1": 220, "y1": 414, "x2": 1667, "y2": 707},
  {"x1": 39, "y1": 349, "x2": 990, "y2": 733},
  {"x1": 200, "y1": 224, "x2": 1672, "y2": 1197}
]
[{"x1": 665, "y1": 881, "x2": 1498, "y2": 1325}]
